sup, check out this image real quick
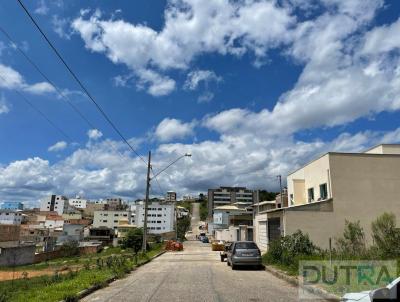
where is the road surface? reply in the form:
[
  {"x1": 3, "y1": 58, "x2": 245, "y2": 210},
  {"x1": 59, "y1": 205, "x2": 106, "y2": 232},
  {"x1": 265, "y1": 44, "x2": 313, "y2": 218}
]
[{"x1": 82, "y1": 240, "x2": 325, "y2": 302}]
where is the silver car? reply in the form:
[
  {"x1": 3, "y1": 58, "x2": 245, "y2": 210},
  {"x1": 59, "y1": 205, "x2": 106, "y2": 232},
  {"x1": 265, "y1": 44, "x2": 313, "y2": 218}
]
[{"x1": 226, "y1": 241, "x2": 262, "y2": 270}]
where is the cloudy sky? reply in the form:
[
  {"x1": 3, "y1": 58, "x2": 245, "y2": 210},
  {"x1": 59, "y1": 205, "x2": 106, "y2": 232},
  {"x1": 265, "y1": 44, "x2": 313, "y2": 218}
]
[{"x1": 0, "y1": 0, "x2": 400, "y2": 205}]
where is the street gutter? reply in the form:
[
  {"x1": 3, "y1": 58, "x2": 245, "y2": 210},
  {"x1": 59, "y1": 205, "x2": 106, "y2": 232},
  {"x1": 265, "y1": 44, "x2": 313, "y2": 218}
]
[
  {"x1": 264, "y1": 265, "x2": 341, "y2": 301},
  {"x1": 59, "y1": 250, "x2": 167, "y2": 302}
]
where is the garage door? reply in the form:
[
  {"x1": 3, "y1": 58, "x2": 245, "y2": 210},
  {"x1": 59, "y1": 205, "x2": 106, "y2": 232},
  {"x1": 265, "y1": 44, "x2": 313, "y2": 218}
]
[
  {"x1": 268, "y1": 218, "x2": 281, "y2": 243},
  {"x1": 258, "y1": 221, "x2": 268, "y2": 250}
]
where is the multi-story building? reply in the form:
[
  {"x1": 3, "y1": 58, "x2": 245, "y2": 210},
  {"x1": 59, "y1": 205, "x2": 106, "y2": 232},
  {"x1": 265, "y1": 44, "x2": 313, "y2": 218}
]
[
  {"x1": 262, "y1": 144, "x2": 400, "y2": 249},
  {"x1": 40, "y1": 195, "x2": 68, "y2": 215},
  {"x1": 135, "y1": 202, "x2": 175, "y2": 234},
  {"x1": 68, "y1": 196, "x2": 88, "y2": 209},
  {"x1": 165, "y1": 191, "x2": 177, "y2": 202},
  {"x1": 1, "y1": 201, "x2": 24, "y2": 210},
  {"x1": 207, "y1": 187, "x2": 259, "y2": 218},
  {"x1": 0, "y1": 210, "x2": 23, "y2": 225},
  {"x1": 93, "y1": 210, "x2": 132, "y2": 230}
]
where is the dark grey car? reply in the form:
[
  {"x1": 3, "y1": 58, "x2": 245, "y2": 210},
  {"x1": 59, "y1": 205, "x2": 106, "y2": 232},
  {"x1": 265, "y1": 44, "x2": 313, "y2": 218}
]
[{"x1": 226, "y1": 241, "x2": 262, "y2": 270}]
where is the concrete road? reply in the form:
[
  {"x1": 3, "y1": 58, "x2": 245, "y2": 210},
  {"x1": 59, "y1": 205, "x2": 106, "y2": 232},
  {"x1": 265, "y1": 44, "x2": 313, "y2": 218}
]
[
  {"x1": 189, "y1": 202, "x2": 201, "y2": 239},
  {"x1": 82, "y1": 241, "x2": 325, "y2": 302}
]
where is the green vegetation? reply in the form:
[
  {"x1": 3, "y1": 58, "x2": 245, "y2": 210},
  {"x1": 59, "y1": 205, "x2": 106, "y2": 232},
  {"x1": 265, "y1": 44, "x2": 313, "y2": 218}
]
[
  {"x1": 262, "y1": 212, "x2": 400, "y2": 295},
  {"x1": 0, "y1": 243, "x2": 164, "y2": 302},
  {"x1": 259, "y1": 190, "x2": 278, "y2": 201},
  {"x1": 199, "y1": 200, "x2": 208, "y2": 221},
  {"x1": 177, "y1": 216, "x2": 191, "y2": 240}
]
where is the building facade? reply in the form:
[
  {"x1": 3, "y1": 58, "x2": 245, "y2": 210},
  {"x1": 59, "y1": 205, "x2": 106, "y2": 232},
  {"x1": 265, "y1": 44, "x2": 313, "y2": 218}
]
[
  {"x1": 0, "y1": 210, "x2": 23, "y2": 225},
  {"x1": 135, "y1": 202, "x2": 175, "y2": 234},
  {"x1": 208, "y1": 187, "x2": 259, "y2": 218},
  {"x1": 40, "y1": 195, "x2": 68, "y2": 215},
  {"x1": 93, "y1": 210, "x2": 132, "y2": 230},
  {"x1": 165, "y1": 191, "x2": 177, "y2": 202},
  {"x1": 68, "y1": 197, "x2": 88, "y2": 209},
  {"x1": 1, "y1": 202, "x2": 24, "y2": 210},
  {"x1": 263, "y1": 144, "x2": 400, "y2": 249}
]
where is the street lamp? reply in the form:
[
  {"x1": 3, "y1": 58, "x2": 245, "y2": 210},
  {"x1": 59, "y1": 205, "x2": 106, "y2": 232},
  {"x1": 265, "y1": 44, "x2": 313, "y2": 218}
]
[{"x1": 142, "y1": 152, "x2": 191, "y2": 252}]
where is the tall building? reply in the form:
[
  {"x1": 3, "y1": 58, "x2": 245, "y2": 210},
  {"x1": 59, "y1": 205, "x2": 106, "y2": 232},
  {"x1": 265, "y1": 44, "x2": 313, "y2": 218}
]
[
  {"x1": 1, "y1": 201, "x2": 24, "y2": 210},
  {"x1": 208, "y1": 187, "x2": 259, "y2": 218},
  {"x1": 135, "y1": 202, "x2": 175, "y2": 234},
  {"x1": 165, "y1": 191, "x2": 177, "y2": 202},
  {"x1": 93, "y1": 210, "x2": 132, "y2": 230},
  {"x1": 68, "y1": 196, "x2": 88, "y2": 209},
  {"x1": 0, "y1": 210, "x2": 23, "y2": 225},
  {"x1": 40, "y1": 195, "x2": 68, "y2": 215}
]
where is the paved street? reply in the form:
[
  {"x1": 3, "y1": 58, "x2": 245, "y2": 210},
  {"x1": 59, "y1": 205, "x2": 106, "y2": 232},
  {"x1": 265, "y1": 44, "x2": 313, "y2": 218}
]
[
  {"x1": 82, "y1": 205, "x2": 327, "y2": 302},
  {"x1": 83, "y1": 241, "x2": 308, "y2": 302}
]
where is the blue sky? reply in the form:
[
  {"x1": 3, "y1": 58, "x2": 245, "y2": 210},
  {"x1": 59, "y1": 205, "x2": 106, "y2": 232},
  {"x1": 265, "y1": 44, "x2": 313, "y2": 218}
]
[{"x1": 0, "y1": 0, "x2": 400, "y2": 205}]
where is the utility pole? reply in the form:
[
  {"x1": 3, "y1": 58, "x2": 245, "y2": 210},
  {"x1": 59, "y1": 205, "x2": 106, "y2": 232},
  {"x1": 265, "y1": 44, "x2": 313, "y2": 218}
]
[
  {"x1": 277, "y1": 175, "x2": 283, "y2": 206},
  {"x1": 142, "y1": 151, "x2": 151, "y2": 252}
]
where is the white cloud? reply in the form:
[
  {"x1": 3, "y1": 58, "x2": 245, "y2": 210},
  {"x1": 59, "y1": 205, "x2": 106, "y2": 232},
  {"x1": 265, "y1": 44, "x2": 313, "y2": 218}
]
[
  {"x1": 48, "y1": 141, "x2": 67, "y2": 152},
  {"x1": 0, "y1": 64, "x2": 55, "y2": 95},
  {"x1": 87, "y1": 129, "x2": 103, "y2": 140},
  {"x1": 0, "y1": 95, "x2": 9, "y2": 115},
  {"x1": 34, "y1": 0, "x2": 49, "y2": 15},
  {"x1": 71, "y1": 0, "x2": 294, "y2": 96},
  {"x1": 52, "y1": 15, "x2": 72, "y2": 39},
  {"x1": 154, "y1": 118, "x2": 196, "y2": 142},
  {"x1": 184, "y1": 70, "x2": 222, "y2": 90},
  {"x1": 135, "y1": 69, "x2": 175, "y2": 96}
]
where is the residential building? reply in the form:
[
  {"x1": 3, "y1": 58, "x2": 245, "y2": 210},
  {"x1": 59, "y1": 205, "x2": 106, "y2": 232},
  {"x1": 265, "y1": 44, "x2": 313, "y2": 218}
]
[
  {"x1": 40, "y1": 195, "x2": 68, "y2": 215},
  {"x1": 68, "y1": 196, "x2": 88, "y2": 209},
  {"x1": 0, "y1": 210, "x2": 23, "y2": 225},
  {"x1": 57, "y1": 224, "x2": 85, "y2": 244},
  {"x1": 176, "y1": 206, "x2": 189, "y2": 218},
  {"x1": 252, "y1": 201, "x2": 277, "y2": 251},
  {"x1": 1, "y1": 201, "x2": 23, "y2": 210},
  {"x1": 165, "y1": 191, "x2": 177, "y2": 202},
  {"x1": 0, "y1": 225, "x2": 20, "y2": 242},
  {"x1": 105, "y1": 198, "x2": 124, "y2": 210},
  {"x1": 83, "y1": 202, "x2": 106, "y2": 217},
  {"x1": 93, "y1": 210, "x2": 132, "y2": 230},
  {"x1": 263, "y1": 144, "x2": 400, "y2": 249},
  {"x1": 207, "y1": 187, "x2": 259, "y2": 218},
  {"x1": 135, "y1": 202, "x2": 175, "y2": 234},
  {"x1": 44, "y1": 214, "x2": 64, "y2": 229}
]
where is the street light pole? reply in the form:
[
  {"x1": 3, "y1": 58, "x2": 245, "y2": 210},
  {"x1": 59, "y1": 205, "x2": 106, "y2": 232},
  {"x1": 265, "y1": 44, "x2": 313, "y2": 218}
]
[
  {"x1": 142, "y1": 151, "x2": 151, "y2": 252},
  {"x1": 142, "y1": 152, "x2": 191, "y2": 252}
]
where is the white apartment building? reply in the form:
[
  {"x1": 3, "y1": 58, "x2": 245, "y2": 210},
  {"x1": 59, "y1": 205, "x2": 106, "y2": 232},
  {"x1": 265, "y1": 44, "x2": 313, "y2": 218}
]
[
  {"x1": 40, "y1": 195, "x2": 68, "y2": 215},
  {"x1": 135, "y1": 202, "x2": 175, "y2": 234},
  {"x1": 93, "y1": 210, "x2": 132, "y2": 230},
  {"x1": 165, "y1": 191, "x2": 177, "y2": 202},
  {"x1": 68, "y1": 197, "x2": 88, "y2": 209},
  {"x1": 0, "y1": 210, "x2": 23, "y2": 225}
]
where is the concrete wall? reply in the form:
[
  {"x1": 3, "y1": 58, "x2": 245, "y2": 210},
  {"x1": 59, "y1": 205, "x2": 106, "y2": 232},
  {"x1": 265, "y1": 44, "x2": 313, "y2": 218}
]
[
  {"x1": 254, "y1": 213, "x2": 268, "y2": 251},
  {"x1": 329, "y1": 153, "x2": 400, "y2": 245},
  {"x1": 0, "y1": 245, "x2": 35, "y2": 266},
  {"x1": 0, "y1": 225, "x2": 20, "y2": 242}
]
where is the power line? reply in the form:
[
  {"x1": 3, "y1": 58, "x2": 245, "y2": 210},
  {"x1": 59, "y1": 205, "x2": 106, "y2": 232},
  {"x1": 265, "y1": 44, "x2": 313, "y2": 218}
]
[
  {"x1": 17, "y1": 0, "x2": 147, "y2": 165},
  {"x1": 150, "y1": 167, "x2": 164, "y2": 195},
  {"x1": 0, "y1": 73, "x2": 71, "y2": 141}
]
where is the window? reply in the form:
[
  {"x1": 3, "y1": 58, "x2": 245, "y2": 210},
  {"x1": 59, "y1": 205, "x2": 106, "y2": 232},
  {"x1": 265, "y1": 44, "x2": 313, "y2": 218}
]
[
  {"x1": 114, "y1": 220, "x2": 118, "y2": 223},
  {"x1": 290, "y1": 194, "x2": 294, "y2": 206},
  {"x1": 307, "y1": 188, "x2": 314, "y2": 203},
  {"x1": 320, "y1": 183, "x2": 328, "y2": 200},
  {"x1": 103, "y1": 220, "x2": 108, "y2": 223}
]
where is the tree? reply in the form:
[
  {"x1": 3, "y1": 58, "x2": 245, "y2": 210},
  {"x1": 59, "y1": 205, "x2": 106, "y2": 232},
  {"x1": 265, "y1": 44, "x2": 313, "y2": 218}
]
[
  {"x1": 177, "y1": 216, "x2": 191, "y2": 240},
  {"x1": 335, "y1": 220, "x2": 366, "y2": 256},
  {"x1": 371, "y1": 212, "x2": 400, "y2": 257},
  {"x1": 60, "y1": 240, "x2": 80, "y2": 257},
  {"x1": 259, "y1": 190, "x2": 278, "y2": 201},
  {"x1": 121, "y1": 228, "x2": 144, "y2": 256}
]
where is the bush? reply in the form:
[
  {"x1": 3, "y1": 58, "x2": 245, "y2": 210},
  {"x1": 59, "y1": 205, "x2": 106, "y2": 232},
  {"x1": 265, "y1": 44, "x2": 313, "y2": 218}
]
[
  {"x1": 121, "y1": 228, "x2": 144, "y2": 255},
  {"x1": 177, "y1": 216, "x2": 191, "y2": 240},
  {"x1": 335, "y1": 220, "x2": 366, "y2": 257},
  {"x1": 63, "y1": 294, "x2": 78, "y2": 302},
  {"x1": 263, "y1": 230, "x2": 317, "y2": 270},
  {"x1": 60, "y1": 241, "x2": 80, "y2": 257},
  {"x1": 371, "y1": 212, "x2": 400, "y2": 258}
]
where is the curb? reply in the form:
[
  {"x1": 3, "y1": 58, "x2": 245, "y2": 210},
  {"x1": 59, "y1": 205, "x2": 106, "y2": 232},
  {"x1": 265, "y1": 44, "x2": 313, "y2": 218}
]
[
  {"x1": 59, "y1": 250, "x2": 166, "y2": 302},
  {"x1": 264, "y1": 265, "x2": 341, "y2": 301}
]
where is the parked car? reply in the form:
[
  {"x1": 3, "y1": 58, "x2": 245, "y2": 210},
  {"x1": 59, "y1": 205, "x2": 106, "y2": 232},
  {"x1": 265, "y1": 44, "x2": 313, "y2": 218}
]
[
  {"x1": 226, "y1": 241, "x2": 262, "y2": 270},
  {"x1": 201, "y1": 237, "x2": 209, "y2": 243},
  {"x1": 220, "y1": 242, "x2": 232, "y2": 262},
  {"x1": 341, "y1": 276, "x2": 400, "y2": 301}
]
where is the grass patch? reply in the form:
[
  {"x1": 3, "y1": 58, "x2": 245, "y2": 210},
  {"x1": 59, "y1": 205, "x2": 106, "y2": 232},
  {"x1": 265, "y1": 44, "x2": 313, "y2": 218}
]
[{"x1": 0, "y1": 243, "x2": 164, "y2": 302}]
